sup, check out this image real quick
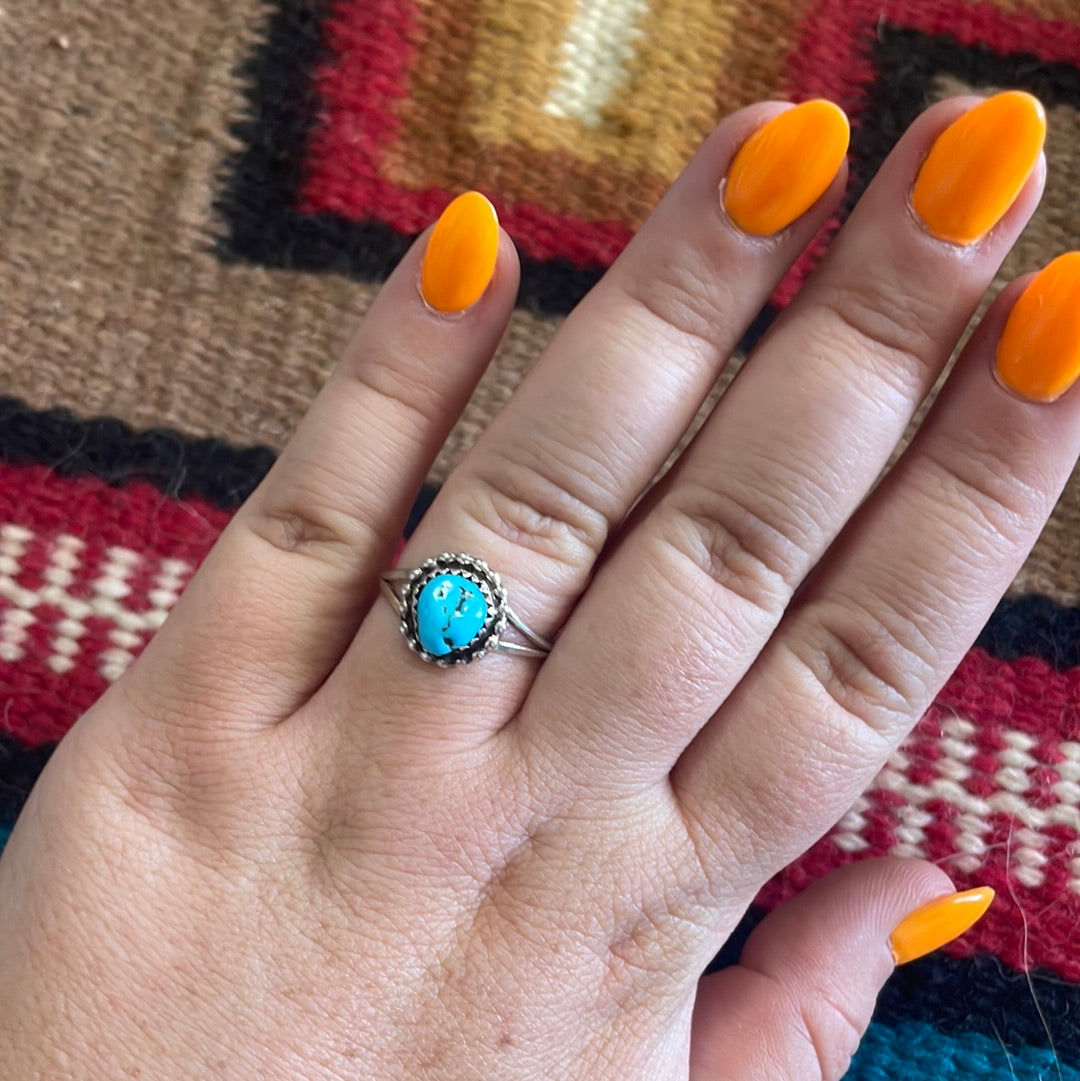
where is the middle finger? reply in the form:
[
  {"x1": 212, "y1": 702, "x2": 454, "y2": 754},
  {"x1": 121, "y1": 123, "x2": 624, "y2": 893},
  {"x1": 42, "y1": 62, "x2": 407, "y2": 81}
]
[{"x1": 524, "y1": 92, "x2": 1046, "y2": 788}]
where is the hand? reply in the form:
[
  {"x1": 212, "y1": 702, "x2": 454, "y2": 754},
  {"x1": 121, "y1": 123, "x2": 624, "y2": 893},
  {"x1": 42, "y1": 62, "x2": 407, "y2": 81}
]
[{"x1": 2, "y1": 93, "x2": 1076, "y2": 1080}]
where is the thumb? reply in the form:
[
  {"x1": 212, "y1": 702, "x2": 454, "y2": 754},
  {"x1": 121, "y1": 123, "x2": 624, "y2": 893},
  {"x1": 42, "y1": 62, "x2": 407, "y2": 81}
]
[{"x1": 689, "y1": 858, "x2": 993, "y2": 1081}]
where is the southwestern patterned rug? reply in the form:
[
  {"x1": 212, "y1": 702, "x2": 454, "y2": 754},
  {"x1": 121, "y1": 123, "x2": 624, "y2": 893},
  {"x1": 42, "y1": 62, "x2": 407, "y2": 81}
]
[{"x1": 2, "y1": 1, "x2": 1080, "y2": 1076}]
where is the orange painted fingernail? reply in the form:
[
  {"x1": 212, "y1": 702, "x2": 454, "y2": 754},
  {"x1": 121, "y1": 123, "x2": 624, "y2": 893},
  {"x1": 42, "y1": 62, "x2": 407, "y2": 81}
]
[
  {"x1": 420, "y1": 191, "x2": 500, "y2": 313},
  {"x1": 995, "y1": 253, "x2": 1080, "y2": 402},
  {"x1": 889, "y1": 886, "x2": 994, "y2": 965},
  {"x1": 911, "y1": 92, "x2": 1045, "y2": 245},
  {"x1": 723, "y1": 100, "x2": 850, "y2": 236}
]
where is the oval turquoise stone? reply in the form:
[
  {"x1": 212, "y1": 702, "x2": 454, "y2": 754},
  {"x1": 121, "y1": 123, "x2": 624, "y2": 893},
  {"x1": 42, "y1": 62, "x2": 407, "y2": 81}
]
[{"x1": 416, "y1": 574, "x2": 488, "y2": 656}]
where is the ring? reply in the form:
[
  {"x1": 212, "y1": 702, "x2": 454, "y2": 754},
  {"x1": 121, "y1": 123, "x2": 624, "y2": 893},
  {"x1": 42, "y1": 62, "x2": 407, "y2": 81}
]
[{"x1": 380, "y1": 553, "x2": 553, "y2": 666}]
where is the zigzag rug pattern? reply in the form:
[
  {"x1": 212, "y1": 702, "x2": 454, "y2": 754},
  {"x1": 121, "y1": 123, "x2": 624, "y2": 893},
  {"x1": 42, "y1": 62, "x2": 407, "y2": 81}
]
[{"x1": 3, "y1": 1, "x2": 1080, "y2": 1076}]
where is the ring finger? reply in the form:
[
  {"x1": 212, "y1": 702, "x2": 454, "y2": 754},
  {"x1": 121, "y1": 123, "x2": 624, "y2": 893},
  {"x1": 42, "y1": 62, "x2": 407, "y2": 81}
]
[
  {"x1": 522, "y1": 92, "x2": 1047, "y2": 787},
  {"x1": 324, "y1": 100, "x2": 853, "y2": 743}
]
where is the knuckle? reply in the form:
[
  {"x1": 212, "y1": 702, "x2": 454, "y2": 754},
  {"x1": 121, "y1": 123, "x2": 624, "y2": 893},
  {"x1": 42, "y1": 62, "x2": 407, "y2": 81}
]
[
  {"x1": 797, "y1": 985, "x2": 866, "y2": 1081},
  {"x1": 653, "y1": 482, "x2": 806, "y2": 619},
  {"x1": 456, "y1": 440, "x2": 612, "y2": 568},
  {"x1": 601, "y1": 911, "x2": 690, "y2": 1015},
  {"x1": 617, "y1": 245, "x2": 734, "y2": 362},
  {"x1": 92, "y1": 681, "x2": 256, "y2": 832},
  {"x1": 345, "y1": 350, "x2": 444, "y2": 431},
  {"x1": 786, "y1": 596, "x2": 933, "y2": 745},
  {"x1": 245, "y1": 488, "x2": 380, "y2": 566},
  {"x1": 816, "y1": 275, "x2": 941, "y2": 394},
  {"x1": 920, "y1": 432, "x2": 1044, "y2": 544},
  {"x1": 598, "y1": 846, "x2": 717, "y2": 1015}
]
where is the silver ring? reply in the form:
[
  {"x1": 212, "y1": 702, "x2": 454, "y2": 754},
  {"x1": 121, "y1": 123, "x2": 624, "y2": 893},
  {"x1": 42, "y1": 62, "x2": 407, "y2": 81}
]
[{"x1": 380, "y1": 553, "x2": 553, "y2": 666}]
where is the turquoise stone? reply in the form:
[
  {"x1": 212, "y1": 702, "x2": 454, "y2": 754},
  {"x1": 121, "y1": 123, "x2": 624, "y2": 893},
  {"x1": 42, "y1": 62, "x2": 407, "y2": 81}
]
[{"x1": 416, "y1": 574, "x2": 488, "y2": 656}]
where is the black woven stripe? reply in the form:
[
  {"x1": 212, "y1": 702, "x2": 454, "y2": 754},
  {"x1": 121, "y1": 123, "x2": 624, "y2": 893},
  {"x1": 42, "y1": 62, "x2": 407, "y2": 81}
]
[
  {"x1": 1, "y1": 398, "x2": 1077, "y2": 664},
  {"x1": 0, "y1": 734, "x2": 53, "y2": 826},
  {"x1": 977, "y1": 594, "x2": 1080, "y2": 668},
  {"x1": 879, "y1": 949, "x2": 1080, "y2": 1058},
  {"x1": 0, "y1": 396, "x2": 449, "y2": 538},
  {"x1": 0, "y1": 397, "x2": 276, "y2": 509},
  {"x1": 214, "y1": 0, "x2": 606, "y2": 316}
]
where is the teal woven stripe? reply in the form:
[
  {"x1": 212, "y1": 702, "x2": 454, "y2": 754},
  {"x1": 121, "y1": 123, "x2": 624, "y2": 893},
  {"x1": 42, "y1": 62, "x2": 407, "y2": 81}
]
[
  {"x1": 0, "y1": 824, "x2": 9, "y2": 852},
  {"x1": 848, "y1": 1019, "x2": 1078, "y2": 1079}
]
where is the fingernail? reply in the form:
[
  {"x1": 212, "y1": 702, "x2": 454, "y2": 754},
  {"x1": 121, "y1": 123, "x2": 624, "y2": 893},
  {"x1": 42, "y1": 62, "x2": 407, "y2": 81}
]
[
  {"x1": 889, "y1": 886, "x2": 994, "y2": 965},
  {"x1": 911, "y1": 91, "x2": 1045, "y2": 245},
  {"x1": 419, "y1": 191, "x2": 500, "y2": 313},
  {"x1": 723, "y1": 99, "x2": 850, "y2": 236},
  {"x1": 995, "y1": 253, "x2": 1080, "y2": 402}
]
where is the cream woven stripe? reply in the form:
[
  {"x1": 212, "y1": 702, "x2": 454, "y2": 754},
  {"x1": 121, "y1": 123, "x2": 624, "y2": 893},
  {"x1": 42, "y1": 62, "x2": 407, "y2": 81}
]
[
  {"x1": 0, "y1": 524, "x2": 189, "y2": 680},
  {"x1": 4, "y1": 518, "x2": 1080, "y2": 893},
  {"x1": 832, "y1": 715, "x2": 1080, "y2": 892},
  {"x1": 542, "y1": 0, "x2": 650, "y2": 126}
]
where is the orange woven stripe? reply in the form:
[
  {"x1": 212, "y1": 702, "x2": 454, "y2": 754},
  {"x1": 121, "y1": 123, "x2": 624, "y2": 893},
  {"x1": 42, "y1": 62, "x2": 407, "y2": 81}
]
[{"x1": 384, "y1": 0, "x2": 795, "y2": 225}]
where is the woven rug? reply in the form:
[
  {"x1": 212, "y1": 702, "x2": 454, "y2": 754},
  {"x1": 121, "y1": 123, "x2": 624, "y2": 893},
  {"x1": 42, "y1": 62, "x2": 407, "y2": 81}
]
[{"x1": 2, "y1": 1, "x2": 1079, "y2": 1076}]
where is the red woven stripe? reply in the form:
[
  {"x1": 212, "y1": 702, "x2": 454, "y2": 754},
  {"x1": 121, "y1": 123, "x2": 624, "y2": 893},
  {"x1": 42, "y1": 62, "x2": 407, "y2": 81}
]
[
  {"x1": 788, "y1": 0, "x2": 1080, "y2": 96},
  {"x1": 777, "y1": 0, "x2": 1080, "y2": 305},
  {"x1": 0, "y1": 461, "x2": 228, "y2": 746},
  {"x1": 759, "y1": 647, "x2": 1080, "y2": 979},
  {"x1": 300, "y1": 0, "x2": 637, "y2": 266}
]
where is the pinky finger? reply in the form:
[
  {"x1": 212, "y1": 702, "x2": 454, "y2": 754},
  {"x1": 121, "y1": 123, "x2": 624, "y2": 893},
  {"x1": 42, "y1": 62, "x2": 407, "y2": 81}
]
[{"x1": 120, "y1": 194, "x2": 520, "y2": 730}]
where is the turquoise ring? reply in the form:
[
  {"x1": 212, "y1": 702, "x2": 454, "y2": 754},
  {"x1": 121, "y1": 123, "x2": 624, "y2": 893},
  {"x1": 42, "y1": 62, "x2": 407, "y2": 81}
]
[{"x1": 380, "y1": 553, "x2": 553, "y2": 666}]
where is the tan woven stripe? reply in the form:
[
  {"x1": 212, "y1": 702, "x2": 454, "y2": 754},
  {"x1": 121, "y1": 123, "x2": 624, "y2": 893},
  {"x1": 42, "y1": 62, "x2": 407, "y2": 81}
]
[
  {"x1": 716, "y1": 0, "x2": 813, "y2": 108},
  {"x1": 0, "y1": 0, "x2": 560, "y2": 485},
  {"x1": 1, "y1": 2, "x2": 1078, "y2": 605},
  {"x1": 0, "y1": 0, "x2": 349, "y2": 450},
  {"x1": 983, "y1": 0, "x2": 1080, "y2": 17}
]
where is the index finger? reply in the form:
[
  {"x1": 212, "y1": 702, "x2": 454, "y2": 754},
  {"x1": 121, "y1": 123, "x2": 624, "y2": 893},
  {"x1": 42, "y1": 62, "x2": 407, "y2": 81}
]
[{"x1": 675, "y1": 266, "x2": 1080, "y2": 902}]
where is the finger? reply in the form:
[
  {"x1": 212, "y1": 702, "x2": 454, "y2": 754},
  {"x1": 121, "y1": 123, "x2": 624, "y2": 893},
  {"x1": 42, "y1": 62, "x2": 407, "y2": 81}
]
[
  {"x1": 524, "y1": 93, "x2": 1047, "y2": 788},
  {"x1": 689, "y1": 859, "x2": 991, "y2": 1081},
  {"x1": 120, "y1": 195, "x2": 519, "y2": 728},
  {"x1": 325, "y1": 101, "x2": 852, "y2": 742},
  {"x1": 674, "y1": 259, "x2": 1080, "y2": 900}
]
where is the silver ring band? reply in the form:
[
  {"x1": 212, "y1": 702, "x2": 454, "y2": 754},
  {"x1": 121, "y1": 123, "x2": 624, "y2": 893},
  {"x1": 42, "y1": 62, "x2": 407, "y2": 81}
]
[{"x1": 381, "y1": 553, "x2": 552, "y2": 666}]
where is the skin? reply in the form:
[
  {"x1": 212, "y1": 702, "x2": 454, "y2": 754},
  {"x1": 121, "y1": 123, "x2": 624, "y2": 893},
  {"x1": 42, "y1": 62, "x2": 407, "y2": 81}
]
[{"x1": 0, "y1": 97, "x2": 1075, "y2": 1080}]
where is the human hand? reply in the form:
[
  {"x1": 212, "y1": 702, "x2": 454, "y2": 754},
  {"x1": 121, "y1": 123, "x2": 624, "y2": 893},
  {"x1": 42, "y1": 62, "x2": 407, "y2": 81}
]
[{"x1": 1, "y1": 92, "x2": 1076, "y2": 1079}]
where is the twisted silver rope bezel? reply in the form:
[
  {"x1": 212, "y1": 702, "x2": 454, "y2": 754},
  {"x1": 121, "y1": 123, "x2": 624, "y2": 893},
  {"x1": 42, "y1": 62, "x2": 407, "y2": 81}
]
[{"x1": 381, "y1": 553, "x2": 552, "y2": 665}]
